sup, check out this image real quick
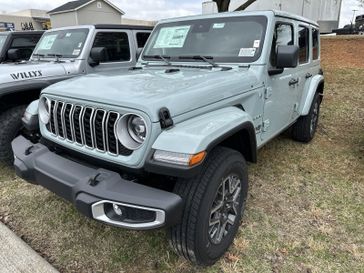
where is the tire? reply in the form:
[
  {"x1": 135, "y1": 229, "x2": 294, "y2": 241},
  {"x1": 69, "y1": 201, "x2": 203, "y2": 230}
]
[
  {"x1": 168, "y1": 146, "x2": 248, "y2": 266},
  {"x1": 292, "y1": 92, "x2": 321, "y2": 143},
  {"x1": 0, "y1": 105, "x2": 27, "y2": 166}
]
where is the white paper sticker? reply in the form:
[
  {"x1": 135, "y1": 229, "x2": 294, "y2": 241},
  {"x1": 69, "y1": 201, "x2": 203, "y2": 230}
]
[
  {"x1": 65, "y1": 33, "x2": 72, "y2": 37},
  {"x1": 38, "y1": 35, "x2": 57, "y2": 50},
  {"x1": 78, "y1": 42, "x2": 83, "y2": 48},
  {"x1": 238, "y1": 48, "x2": 257, "y2": 57},
  {"x1": 154, "y1": 26, "x2": 191, "y2": 48},
  {"x1": 72, "y1": 49, "x2": 81, "y2": 56},
  {"x1": 213, "y1": 23, "x2": 225, "y2": 29},
  {"x1": 253, "y1": 40, "x2": 261, "y2": 48}
]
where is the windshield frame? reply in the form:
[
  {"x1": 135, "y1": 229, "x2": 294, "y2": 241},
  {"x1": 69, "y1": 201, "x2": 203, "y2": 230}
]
[
  {"x1": 32, "y1": 28, "x2": 90, "y2": 59},
  {"x1": 0, "y1": 33, "x2": 9, "y2": 54},
  {"x1": 142, "y1": 15, "x2": 268, "y2": 64}
]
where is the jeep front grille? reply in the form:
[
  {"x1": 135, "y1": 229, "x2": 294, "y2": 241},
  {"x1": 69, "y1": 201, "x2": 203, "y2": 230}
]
[{"x1": 46, "y1": 100, "x2": 133, "y2": 156}]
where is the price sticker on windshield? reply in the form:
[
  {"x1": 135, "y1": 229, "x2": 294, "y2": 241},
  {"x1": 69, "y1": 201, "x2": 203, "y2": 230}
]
[
  {"x1": 38, "y1": 35, "x2": 57, "y2": 50},
  {"x1": 238, "y1": 48, "x2": 257, "y2": 57},
  {"x1": 154, "y1": 26, "x2": 191, "y2": 48}
]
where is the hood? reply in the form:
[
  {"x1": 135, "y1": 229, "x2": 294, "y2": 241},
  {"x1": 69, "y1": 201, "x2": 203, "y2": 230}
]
[
  {"x1": 43, "y1": 67, "x2": 260, "y2": 122},
  {"x1": 0, "y1": 61, "x2": 67, "y2": 86}
]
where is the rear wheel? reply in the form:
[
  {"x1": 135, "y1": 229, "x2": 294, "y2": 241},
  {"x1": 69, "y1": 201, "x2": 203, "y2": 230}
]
[
  {"x1": 0, "y1": 105, "x2": 27, "y2": 166},
  {"x1": 292, "y1": 92, "x2": 321, "y2": 143},
  {"x1": 168, "y1": 147, "x2": 248, "y2": 266}
]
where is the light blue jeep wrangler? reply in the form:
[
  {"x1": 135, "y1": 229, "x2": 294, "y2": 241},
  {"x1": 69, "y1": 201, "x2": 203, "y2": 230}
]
[{"x1": 13, "y1": 10, "x2": 324, "y2": 265}]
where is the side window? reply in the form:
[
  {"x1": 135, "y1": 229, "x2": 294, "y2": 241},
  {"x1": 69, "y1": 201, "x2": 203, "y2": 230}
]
[
  {"x1": 270, "y1": 23, "x2": 294, "y2": 67},
  {"x1": 312, "y1": 28, "x2": 319, "y2": 60},
  {"x1": 136, "y1": 32, "x2": 150, "y2": 48},
  {"x1": 10, "y1": 36, "x2": 38, "y2": 48},
  {"x1": 92, "y1": 32, "x2": 131, "y2": 63},
  {"x1": 298, "y1": 26, "x2": 309, "y2": 64}
]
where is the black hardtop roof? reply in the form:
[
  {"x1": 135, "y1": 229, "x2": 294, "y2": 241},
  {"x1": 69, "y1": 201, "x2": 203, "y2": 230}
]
[
  {"x1": 1, "y1": 31, "x2": 44, "y2": 36},
  {"x1": 94, "y1": 24, "x2": 153, "y2": 31}
]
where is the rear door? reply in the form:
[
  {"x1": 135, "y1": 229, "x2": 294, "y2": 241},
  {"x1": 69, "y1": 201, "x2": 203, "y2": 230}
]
[{"x1": 262, "y1": 20, "x2": 300, "y2": 142}]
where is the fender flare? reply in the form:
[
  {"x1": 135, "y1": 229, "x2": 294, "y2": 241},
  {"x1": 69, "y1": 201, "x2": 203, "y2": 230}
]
[
  {"x1": 151, "y1": 106, "x2": 257, "y2": 163},
  {"x1": 299, "y1": 75, "x2": 324, "y2": 116}
]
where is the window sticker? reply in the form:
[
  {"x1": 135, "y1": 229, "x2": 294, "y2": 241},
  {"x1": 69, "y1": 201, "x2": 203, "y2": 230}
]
[
  {"x1": 72, "y1": 49, "x2": 81, "y2": 56},
  {"x1": 213, "y1": 23, "x2": 225, "y2": 29},
  {"x1": 38, "y1": 35, "x2": 57, "y2": 50},
  {"x1": 65, "y1": 33, "x2": 72, "y2": 38},
  {"x1": 153, "y1": 26, "x2": 191, "y2": 48},
  {"x1": 253, "y1": 40, "x2": 260, "y2": 48},
  {"x1": 238, "y1": 48, "x2": 256, "y2": 57},
  {"x1": 77, "y1": 42, "x2": 83, "y2": 48}
]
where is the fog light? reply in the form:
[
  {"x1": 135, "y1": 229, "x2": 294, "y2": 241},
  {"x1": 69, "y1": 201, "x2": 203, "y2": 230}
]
[{"x1": 113, "y1": 204, "x2": 123, "y2": 216}]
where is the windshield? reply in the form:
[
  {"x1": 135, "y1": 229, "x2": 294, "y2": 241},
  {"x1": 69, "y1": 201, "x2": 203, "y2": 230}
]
[
  {"x1": 0, "y1": 34, "x2": 8, "y2": 52},
  {"x1": 142, "y1": 16, "x2": 267, "y2": 63},
  {"x1": 33, "y1": 28, "x2": 89, "y2": 58}
]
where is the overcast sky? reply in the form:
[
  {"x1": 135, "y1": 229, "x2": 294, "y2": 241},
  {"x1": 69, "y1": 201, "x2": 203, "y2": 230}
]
[{"x1": 0, "y1": 0, "x2": 363, "y2": 27}]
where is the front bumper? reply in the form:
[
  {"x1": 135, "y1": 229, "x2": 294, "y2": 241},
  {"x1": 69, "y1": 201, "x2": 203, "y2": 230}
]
[{"x1": 12, "y1": 136, "x2": 183, "y2": 230}]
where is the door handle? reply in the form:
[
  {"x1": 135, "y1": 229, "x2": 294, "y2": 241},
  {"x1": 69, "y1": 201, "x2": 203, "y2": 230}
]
[
  {"x1": 305, "y1": 73, "x2": 313, "y2": 79},
  {"x1": 289, "y1": 78, "x2": 299, "y2": 86}
]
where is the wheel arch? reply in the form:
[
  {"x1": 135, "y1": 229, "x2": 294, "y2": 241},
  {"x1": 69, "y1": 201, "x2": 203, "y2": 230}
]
[
  {"x1": 299, "y1": 75, "x2": 324, "y2": 116},
  {"x1": 0, "y1": 88, "x2": 42, "y2": 113},
  {"x1": 206, "y1": 122, "x2": 257, "y2": 163},
  {"x1": 151, "y1": 107, "x2": 258, "y2": 164}
]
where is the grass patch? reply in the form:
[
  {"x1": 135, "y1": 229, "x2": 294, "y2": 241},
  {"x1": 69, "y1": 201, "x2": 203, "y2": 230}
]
[{"x1": 1, "y1": 37, "x2": 363, "y2": 273}]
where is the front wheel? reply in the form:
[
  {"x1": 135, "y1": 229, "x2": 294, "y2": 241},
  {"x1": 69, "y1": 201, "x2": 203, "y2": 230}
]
[
  {"x1": 168, "y1": 147, "x2": 248, "y2": 266},
  {"x1": 0, "y1": 105, "x2": 27, "y2": 166}
]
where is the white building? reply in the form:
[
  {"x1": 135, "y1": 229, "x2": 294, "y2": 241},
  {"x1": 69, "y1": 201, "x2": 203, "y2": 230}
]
[{"x1": 203, "y1": 0, "x2": 343, "y2": 33}]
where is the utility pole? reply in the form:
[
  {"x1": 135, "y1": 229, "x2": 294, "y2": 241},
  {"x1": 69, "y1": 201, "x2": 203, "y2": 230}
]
[{"x1": 352, "y1": 9, "x2": 358, "y2": 24}]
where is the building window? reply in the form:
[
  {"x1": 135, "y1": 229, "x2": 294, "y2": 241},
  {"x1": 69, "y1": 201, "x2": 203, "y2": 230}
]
[
  {"x1": 298, "y1": 26, "x2": 309, "y2": 64},
  {"x1": 97, "y1": 2, "x2": 102, "y2": 8},
  {"x1": 270, "y1": 23, "x2": 294, "y2": 67},
  {"x1": 136, "y1": 32, "x2": 151, "y2": 48},
  {"x1": 312, "y1": 28, "x2": 319, "y2": 60},
  {"x1": 92, "y1": 32, "x2": 131, "y2": 62}
]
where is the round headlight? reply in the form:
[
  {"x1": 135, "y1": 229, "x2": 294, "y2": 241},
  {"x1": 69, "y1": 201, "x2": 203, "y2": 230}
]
[
  {"x1": 39, "y1": 97, "x2": 51, "y2": 124},
  {"x1": 116, "y1": 114, "x2": 147, "y2": 150}
]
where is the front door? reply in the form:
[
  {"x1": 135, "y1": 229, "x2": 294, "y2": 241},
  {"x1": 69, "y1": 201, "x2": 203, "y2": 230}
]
[{"x1": 262, "y1": 21, "x2": 300, "y2": 142}]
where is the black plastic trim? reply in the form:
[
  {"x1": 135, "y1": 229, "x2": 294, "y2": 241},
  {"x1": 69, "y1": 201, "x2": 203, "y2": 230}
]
[
  {"x1": 95, "y1": 24, "x2": 153, "y2": 31},
  {"x1": 12, "y1": 136, "x2": 183, "y2": 230}
]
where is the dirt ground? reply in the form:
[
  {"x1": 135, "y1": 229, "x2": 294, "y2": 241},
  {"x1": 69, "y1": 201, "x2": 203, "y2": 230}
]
[{"x1": 0, "y1": 36, "x2": 363, "y2": 273}]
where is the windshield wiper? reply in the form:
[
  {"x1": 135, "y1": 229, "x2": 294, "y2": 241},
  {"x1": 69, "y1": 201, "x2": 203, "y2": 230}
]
[
  {"x1": 143, "y1": 55, "x2": 171, "y2": 66},
  {"x1": 178, "y1": 55, "x2": 232, "y2": 71},
  {"x1": 32, "y1": 53, "x2": 45, "y2": 61},
  {"x1": 178, "y1": 55, "x2": 219, "y2": 67},
  {"x1": 46, "y1": 53, "x2": 64, "y2": 63}
]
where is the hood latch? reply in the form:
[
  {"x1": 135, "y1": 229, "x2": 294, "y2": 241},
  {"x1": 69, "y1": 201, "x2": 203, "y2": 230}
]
[{"x1": 159, "y1": 107, "x2": 174, "y2": 129}]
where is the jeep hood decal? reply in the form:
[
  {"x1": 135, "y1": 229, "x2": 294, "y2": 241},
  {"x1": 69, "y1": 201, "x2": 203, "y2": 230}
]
[
  {"x1": 0, "y1": 62, "x2": 67, "y2": 86},
  {"x1": 42, "y1": 67, "x2": 260, "y2": 122}
]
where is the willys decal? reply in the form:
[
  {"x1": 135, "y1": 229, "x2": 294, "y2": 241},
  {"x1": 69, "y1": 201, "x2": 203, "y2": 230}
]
[{"x1": 10, "y1": 70, "x2": 43, "y2": 80}]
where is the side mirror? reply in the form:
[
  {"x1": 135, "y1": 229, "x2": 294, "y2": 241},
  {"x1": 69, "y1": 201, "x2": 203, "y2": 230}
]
[
  {"x1": 89, "y1": 47, "x2": 108, "y2": 67},
  {"x1": 276, "y1": 45, "x2": 299, "y2": 69},
  {"x1": 7, "y1": 48, "x2": 21, "y2": 61}
]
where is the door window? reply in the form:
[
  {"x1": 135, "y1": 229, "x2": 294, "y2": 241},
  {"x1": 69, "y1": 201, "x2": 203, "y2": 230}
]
[
  {"x1": 298, "y1": 26, "x2": 309, "y2": 64},
  {"x1": 270, "y1": 23, "x2": 294, "y2": 67},
  {"x1": 312, "y1": 28, "x2": 319, "y2": 60},
  {"x1": 92, "y1": 32, "x2": 131, "y2": 63},
  {"x1": 136, "y1": 32, "x2": 150, "y2": 48}
]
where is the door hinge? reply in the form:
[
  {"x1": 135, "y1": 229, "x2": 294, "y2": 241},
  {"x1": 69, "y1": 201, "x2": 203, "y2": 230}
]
[
  {"x1": 263, "y1": 120, "x2": 270, "y2": 132},
  {"x1": 264, "y1": 87, "x2": 272, "y2": 99}
]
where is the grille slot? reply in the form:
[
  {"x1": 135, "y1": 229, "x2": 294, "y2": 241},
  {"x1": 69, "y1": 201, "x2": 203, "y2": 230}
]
[{"x1": 45, "y1": 99, "x2": 133, "y2": 156}]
